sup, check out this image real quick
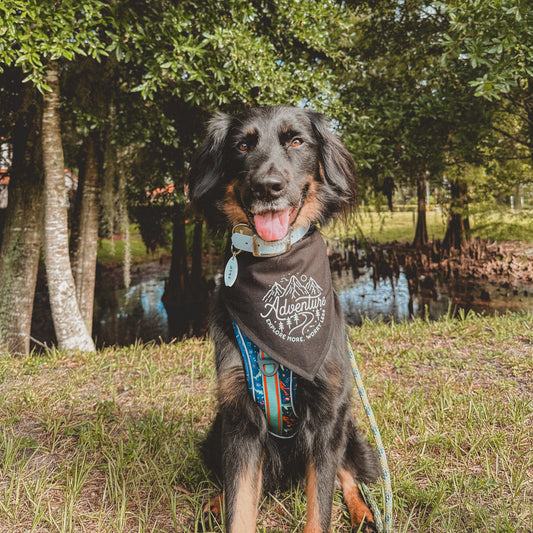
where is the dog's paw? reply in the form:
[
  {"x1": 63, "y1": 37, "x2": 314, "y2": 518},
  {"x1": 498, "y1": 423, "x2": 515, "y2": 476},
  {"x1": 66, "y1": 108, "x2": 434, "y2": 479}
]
[
  {"x1": 202, "y1": 493, "x2": 223, "y2": 522},
  {"x1": 351, "y1": 519, "x2": 378, "y2": 533}
]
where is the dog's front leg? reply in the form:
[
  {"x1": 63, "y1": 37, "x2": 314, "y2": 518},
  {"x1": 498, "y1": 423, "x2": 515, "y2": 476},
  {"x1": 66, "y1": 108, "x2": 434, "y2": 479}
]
[
  {"x1": 221, "y1": 414, "x2": 265, "y2": 533},
  {"x1": 304, "y1": 458, "x2": 337, "y2": 533}
]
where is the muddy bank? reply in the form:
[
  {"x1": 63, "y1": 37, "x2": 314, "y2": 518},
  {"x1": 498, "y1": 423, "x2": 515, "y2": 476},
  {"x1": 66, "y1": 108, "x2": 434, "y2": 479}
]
[
  {"x1": 328, "y1": 238, "x2": 533, "y2": 298},
  {"x1": 93, "y1": 238, "x2": 533, "y2": 294}
]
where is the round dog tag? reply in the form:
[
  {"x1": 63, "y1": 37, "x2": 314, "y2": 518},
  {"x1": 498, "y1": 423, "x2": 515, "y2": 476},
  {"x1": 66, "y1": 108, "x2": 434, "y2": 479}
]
[{"x1": 224, "y1": 254, "x2": 238, "y2": 287}]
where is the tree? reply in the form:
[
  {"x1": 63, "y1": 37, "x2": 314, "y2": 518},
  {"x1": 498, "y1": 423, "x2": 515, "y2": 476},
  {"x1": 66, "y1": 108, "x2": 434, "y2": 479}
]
[
  {"x1": 117, "y1": 0, "x2": 353, "y2": 333},
  {"x1": 0, "y1": 0, "x2": 357, "y2": 350},
  {"x1": 41, "y1": 66, "x2": 95, "y2": 351},
  {"x1": 63, "y1": 56, "x2": 120, "y2": 333},
  {"x1": 121, "y1": 0, "x2": 349, "y2": 110},
  {"x1": 0, "y1": 71, "x2": 43, "y2": 354},
  {"x1": 69, "y1": 132, "x2": 101, "y2": 335},
  {"x1": 0, "y1": 0, "x2": 112, "y2": 352},
  {"x1": 342, "y1": 0, "x2": 492, "y2": 248},
  {"x1": 440, "y1": 2, "x2": 533, "y2": 165},
  {"x1": 438, "y1": 1, "x2": 533, "y2": 240}
]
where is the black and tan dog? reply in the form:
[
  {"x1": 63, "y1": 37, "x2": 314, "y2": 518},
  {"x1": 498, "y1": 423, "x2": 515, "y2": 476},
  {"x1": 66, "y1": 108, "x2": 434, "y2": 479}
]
[{"x1": 189, "y1": 106, "x2": 380, "y2": 532}]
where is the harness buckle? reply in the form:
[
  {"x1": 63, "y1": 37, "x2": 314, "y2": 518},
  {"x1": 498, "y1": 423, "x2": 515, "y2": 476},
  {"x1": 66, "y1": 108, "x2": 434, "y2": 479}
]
[{"x1": 257, "y1": 352, "x2": 279, "y2": 377}]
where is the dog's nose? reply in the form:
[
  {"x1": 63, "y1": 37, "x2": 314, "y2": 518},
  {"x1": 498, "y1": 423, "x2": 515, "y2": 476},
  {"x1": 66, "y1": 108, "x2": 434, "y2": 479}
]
[{"x1": 251, "y1": 175, "x2": 285, "y2": 199}]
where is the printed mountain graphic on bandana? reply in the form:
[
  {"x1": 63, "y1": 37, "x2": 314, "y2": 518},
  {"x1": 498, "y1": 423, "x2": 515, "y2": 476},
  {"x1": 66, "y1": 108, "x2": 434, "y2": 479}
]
[
  {"x1": 262, "y1": 281, "x2": 285, "y2": 303},
  {"x1": 261, "y1": 273, "x2": 327, "y2": 342},
  {"x1": 305, "y1": 277, "x2": 323, "y2": 296}
]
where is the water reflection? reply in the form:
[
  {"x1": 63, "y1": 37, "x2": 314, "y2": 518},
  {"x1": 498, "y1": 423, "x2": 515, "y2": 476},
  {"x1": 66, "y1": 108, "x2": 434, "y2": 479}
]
[
  {"x1": 89, "y1": 267, "x2": 532, "y2": 346},
  {"x1": 335, "y1": 270, "x2": 415, "y2": 325},
  {"x1": 93, "y1": 276, "x2": 169, "y2": 346}
]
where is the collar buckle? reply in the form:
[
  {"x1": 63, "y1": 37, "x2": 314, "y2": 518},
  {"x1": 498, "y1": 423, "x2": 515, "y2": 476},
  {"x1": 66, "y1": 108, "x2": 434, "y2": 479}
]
[
  {"x1": 231, "y1": 223, "x2": 308, "y2": 258},
  {"x1": 252, "y1": 232, "x2": 291, "y2": 257}
]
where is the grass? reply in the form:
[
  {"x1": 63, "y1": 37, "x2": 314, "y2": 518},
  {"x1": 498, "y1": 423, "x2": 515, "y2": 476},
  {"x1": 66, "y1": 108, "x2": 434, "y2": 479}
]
[
  {"x1": 0, "y1": 312, "x2": 532, "y2": 532},
  {"x1": 97, "y1": 227, "x2": 169, "y2": 267},
  {"x1": 327, "y1": 208, "x2": 533, "y2": 244}
]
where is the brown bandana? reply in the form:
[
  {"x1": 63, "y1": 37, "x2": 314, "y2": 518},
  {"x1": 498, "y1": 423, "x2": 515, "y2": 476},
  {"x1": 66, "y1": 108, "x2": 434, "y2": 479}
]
[{"x1": 222, "y1": 228, "x2": 341, "y2": 381}]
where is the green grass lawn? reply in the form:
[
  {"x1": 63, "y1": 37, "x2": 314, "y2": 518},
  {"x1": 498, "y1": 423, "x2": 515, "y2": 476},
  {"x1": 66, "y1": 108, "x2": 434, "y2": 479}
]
[
  {"x1": 327, "y1": 208, "x2": 533, "y2": 244},
  {"x1": 97, "y1": 231, "x2": 165, "y2": 266},
  {"x1": 0, "y1": 312, "x2": 531, "y2": 532}
]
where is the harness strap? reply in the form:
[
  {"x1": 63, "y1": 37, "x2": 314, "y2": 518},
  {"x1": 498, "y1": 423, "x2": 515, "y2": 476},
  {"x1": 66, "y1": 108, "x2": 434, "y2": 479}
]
[{"x1": 232, "y1": 318, "x2": 298, "y2": 438}]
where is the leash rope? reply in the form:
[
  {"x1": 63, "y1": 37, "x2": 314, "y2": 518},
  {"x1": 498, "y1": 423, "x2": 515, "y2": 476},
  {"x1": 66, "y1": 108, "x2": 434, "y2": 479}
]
[{"x1": 347, "y1": 337, "x2": 393, "y2": 533}]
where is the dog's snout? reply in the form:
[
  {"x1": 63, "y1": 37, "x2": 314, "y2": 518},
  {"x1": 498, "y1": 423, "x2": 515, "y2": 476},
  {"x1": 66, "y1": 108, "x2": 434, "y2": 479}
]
[{"x1": 251, "y1": 174, "x2": 285, "y2": 199}]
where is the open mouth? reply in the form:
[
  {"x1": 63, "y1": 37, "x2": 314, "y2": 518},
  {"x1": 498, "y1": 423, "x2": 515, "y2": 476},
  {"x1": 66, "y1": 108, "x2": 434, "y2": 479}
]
[
  {"x1": 235, "y1": 184, "x2": 309, "y2": 242},
  {"x1": 248, "y1": 186, "x2": 308, "y2": 241},
  {"x1": 251, "y1": 207, "x2": 299, "y2": 242}
]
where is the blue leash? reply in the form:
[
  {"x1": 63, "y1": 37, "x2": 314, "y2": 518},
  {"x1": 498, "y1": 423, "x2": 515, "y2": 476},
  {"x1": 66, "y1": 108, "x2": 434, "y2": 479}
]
[{"x1": 347, "y1": 337, "x2": 393, "y2": 533}]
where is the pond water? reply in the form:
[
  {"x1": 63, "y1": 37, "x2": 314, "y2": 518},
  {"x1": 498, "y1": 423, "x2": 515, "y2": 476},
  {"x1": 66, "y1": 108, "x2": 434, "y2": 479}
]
[
  {"x1": 335, "y1": 269, "x2": 533, "y2": 326},
  {"x1": 82, "y1": 266, "x2": 532, "y2": 347}
]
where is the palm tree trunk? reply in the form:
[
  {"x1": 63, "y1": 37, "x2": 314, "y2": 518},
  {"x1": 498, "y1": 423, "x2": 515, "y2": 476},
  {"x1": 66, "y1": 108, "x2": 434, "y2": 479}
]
[
  {"x1": 42, "y1": 65, "x2": 94, "y2": 352},
  {"x1": 70, "y1": 133, "x2": 101, "y2": 335},
  {"x1": 0, "y1": 86, "x2": 43, "y2": 354}
]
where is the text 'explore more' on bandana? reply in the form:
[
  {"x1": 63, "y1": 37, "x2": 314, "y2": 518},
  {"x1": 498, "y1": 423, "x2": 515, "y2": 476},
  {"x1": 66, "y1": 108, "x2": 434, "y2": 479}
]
[{"x1": 223, "y1": 228, "x2": 339, "y2": 381}]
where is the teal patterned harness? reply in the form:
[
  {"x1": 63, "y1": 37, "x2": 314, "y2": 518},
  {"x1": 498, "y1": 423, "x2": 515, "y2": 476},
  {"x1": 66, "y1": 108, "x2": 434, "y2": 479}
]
[{"x1": 231, "y1": 318, "x2": 298, "y2": 438}]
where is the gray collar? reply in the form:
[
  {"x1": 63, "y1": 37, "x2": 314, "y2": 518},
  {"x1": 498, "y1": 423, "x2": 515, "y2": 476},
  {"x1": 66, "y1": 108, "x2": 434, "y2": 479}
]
[{"x1": 230, "y1": 223, "x2": 310, "y2": 257}]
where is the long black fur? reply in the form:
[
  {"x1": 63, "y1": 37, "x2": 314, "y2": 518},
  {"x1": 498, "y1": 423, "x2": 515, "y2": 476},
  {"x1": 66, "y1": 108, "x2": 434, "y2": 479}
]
[{"x1": 189, "y1": 106, "x2": 380, "y2": 532}]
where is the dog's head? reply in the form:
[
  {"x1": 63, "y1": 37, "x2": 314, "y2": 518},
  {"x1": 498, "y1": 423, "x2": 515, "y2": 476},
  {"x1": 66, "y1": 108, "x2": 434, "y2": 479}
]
[{"x1": 188, "y1": 106, "x2": 357, "y2": 240}]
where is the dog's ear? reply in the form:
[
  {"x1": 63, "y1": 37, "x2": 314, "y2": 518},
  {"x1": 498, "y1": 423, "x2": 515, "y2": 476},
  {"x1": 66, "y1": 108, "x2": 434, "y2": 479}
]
[
  {"x1": 308, "y1": 111, "x2": 357, "y2": 211},
  {"x1": 188, "y1": 112, "x2": 233, "y2": 217}
]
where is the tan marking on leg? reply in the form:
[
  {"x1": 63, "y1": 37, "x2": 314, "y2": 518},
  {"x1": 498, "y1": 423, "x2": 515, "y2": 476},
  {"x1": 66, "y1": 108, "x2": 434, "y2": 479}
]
[
  {"x1": 337, "y1": 468, "x2": 375, "y2": 529},
  {"x1": 304, "y1": 461, "x2": 323, "y2": 533},
  {"x1": 229, "y1": 461, "x2": 262, "y2": 533}
]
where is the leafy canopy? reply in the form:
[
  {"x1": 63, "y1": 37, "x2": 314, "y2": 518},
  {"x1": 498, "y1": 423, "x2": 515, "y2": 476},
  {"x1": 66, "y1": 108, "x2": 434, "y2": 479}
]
[
  {"x1": 439, "y1": 0, "x2": 533, "y2": 99},
  {"x1": 0, "y1": 0, "x2": 113, "y2": 91}
]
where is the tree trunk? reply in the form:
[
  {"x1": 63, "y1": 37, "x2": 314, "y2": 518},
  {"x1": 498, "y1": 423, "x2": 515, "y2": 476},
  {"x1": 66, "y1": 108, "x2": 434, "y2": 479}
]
[
  {"x1": 0, "y1": 87, "x2": 43, "y2": 354},
  {"x1": 162, "y1": 204, "x2": 210, "y2": 338},
  {"x1": 101, "y1": 101, "x2": 117, "y2": 241},
  {"x1": 191, "y1": 218, "x2": 203, "y2": 286},
  {"x1": 69, "y1": 133, "x2": 101, "y2": 335},
  {"x1": 163, "y1": 204, "x2": 189, "y2": 303},
  {"x1": 413, "y1": 172, "x2": 428, "y2": 248},
  {"x1": 42, "y1": 65, "x2": 94, "y2": 352},
  {"x1": 443, "y1": 179, "x2": 470, "y2": 250},
  {"x1": 525, "y1": 90, "x2": 533, "y2": 167}
]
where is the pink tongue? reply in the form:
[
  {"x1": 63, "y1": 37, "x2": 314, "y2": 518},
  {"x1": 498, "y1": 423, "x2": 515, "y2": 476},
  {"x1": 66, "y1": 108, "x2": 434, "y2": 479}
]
[{"x1": 254, "y1": 210, "x2": 291, "y2": 241}]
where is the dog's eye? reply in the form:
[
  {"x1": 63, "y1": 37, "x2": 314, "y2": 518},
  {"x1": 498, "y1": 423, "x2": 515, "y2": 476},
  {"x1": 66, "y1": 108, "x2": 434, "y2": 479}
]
[
  {"x1": 291, "y1": 138, "x2": 303, "y2": 147},
  {"x1": 238, "y1": 142, "x2": 249, "y2": 152}
]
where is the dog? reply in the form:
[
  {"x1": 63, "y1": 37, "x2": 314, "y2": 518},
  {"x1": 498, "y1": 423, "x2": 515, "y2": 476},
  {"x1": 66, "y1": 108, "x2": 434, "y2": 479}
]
[{"x1": 188, "y1": 106, "x2": 380, "y2": 532}]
